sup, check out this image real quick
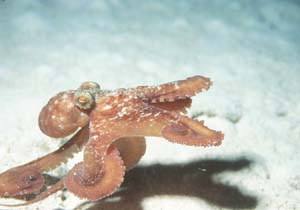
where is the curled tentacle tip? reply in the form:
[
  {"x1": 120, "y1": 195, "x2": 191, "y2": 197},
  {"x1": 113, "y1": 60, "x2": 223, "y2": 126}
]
[{"x1": 65, "y1": 149, "x2": 125, "y2": 201}]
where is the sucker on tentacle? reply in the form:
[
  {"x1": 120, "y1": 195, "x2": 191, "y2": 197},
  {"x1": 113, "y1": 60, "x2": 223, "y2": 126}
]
[{"x1": 0, "y1": 75, "x2": 224, "y2": 206}]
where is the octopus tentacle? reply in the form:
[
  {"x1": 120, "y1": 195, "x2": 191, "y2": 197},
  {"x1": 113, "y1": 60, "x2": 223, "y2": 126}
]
[
  {"x1": 37, "y1": 126, "x2": 89, "y2": 172},
  {"x1": 161, "y1": 114, "x2": 224, "y2": 146},
  {"x1": 64, "y1": 146, "x2": 125, "y2": 200},
  {"x1": 0, "y1": 127, "x2": 88, "y2": 198},
  {"x1": 78, "y1": 132, "x2": 122, "y2": 185},
  {"x1": 0, "y1": 180, "x2": 64, "y2": 207},
  {"x1": 138, "y1": 106, "x2": 223, "y2": 146},
  {"x1": 0, "y1": 167, "x2": 44, "y2": 198},
  {"x1": 127, "y1": 75, "x2": 212, "y2": 103},
  {"x1": 113, "y1": 137, "x2": 146, "y2": 170}
]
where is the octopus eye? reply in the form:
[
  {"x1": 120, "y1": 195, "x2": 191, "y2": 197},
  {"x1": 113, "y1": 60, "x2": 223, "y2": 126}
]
[
  {"x1": 79, "y1": 81, "x2": 100, "y2": 94},
  {"x1": 74, "y1": 90, "x2": 95, "y2": 110}
]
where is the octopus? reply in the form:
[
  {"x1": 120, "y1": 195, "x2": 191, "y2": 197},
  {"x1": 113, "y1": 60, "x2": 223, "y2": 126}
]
[{"x1": 0, "y1": 75, "x2": 224, "y2": 207}]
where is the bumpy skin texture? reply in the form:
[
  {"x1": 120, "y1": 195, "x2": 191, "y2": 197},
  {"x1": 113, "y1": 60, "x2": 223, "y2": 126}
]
[{"x1": 0, "y1": 76, "x2": 224, "y2": 206}]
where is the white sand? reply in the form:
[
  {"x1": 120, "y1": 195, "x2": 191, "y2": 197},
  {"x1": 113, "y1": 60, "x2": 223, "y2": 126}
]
[{"x1": 0, "y1": 1, "x2": 299, "y2": 210}]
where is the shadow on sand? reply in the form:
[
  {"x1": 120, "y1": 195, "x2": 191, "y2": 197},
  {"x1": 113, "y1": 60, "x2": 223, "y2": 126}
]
[{"x1": 74, "y1": 157, "x2": 258, "y2": 210}]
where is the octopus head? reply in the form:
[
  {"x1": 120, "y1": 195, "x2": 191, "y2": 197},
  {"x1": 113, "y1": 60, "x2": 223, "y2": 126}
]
[{"x1": 39, "y1": 81, "x2": 100, "y2": 138}]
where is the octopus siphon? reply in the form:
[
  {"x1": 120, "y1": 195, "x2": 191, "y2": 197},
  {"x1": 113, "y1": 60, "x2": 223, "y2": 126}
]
[{"x1": 0, "y1": 75, "x2": 224, "y2": 206}]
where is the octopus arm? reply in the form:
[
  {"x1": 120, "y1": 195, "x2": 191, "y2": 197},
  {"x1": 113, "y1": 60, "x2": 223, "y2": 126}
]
[
  {"x1": 37, "y1": 126, "x2": 89, "y2": 171},
  {"x1": 64, "y1": 146, "x2": 125, "y2": 201},
  {"x1": 0, "y1": 180, "x2": 64, "y2": 207},
  {"x1": 0, "y1": 167, "x2": 44, "y2": 198},
  {"x1": 161, "y1": 115, "x2": 224, "y2": 147},
  {"x1": 113, "y1": 137, "x2": 146, "y2": 170},
  {"x1": 0, "y1": 127, "x2": 88, "y2": 199},
  {"x1": 129, "y1": 75, "x2": 212, "y2": 103}
]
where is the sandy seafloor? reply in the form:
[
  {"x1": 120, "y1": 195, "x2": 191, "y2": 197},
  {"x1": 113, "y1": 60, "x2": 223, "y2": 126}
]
[{"x1": 0, "y1": 0, "x2": 299, "y2": 210}]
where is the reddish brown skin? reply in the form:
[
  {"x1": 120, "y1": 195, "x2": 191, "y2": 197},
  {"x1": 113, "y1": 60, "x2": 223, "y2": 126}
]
[{"x1": 0, "y1": 75, "x2": 224, "y2": 206}]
